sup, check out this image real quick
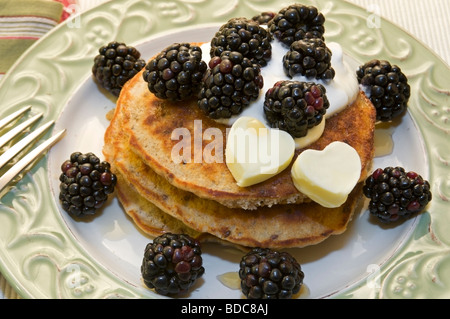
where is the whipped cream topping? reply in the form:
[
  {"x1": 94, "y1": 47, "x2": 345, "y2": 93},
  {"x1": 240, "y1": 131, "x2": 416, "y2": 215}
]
[{"x1": 200, "y1": 37, "x2": 359, "y2": 148}]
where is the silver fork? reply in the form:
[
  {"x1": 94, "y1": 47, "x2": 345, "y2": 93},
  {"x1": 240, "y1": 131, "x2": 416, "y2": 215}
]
[{"x1": 0, "y1": 106, "x2": 65, "y2": 195}]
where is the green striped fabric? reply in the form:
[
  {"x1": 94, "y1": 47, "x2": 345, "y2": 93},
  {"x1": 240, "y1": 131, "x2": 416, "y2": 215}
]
[{"x1": 0, "y1": 0, "x2": 63, "y2": 74}]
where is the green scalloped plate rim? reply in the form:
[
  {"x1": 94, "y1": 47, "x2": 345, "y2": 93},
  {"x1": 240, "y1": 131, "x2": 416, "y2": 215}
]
[{"x1": 0, "y1": 0, "x2": 449, "y2": 299}]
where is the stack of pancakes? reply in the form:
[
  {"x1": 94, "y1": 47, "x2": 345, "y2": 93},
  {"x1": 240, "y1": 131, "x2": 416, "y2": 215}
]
[{"x1": 103, "y1": 45, "x2": 376, "y2": 249}]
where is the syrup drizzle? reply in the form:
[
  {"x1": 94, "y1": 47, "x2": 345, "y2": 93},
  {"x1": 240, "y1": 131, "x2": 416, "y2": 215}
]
[
  {"x1": 217, "y1": 271, "x2": 310, "y2": 298},
  {"x1": 374, "y1": 122, "x2": 395, "y2": 157}
]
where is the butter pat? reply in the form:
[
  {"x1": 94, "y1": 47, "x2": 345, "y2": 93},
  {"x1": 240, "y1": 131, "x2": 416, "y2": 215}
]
[
  {"x1": 291, "y1": 141, "x2": 361, "y2": 208},
  {"x1": 226, "y1": 116, "x2": 295, "y2": 187},
  {"x1": 294, "y1": 119, "x2": 325, "y2": 149}
]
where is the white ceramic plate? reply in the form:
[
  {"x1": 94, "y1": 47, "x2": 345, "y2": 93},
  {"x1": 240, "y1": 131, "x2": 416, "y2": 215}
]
[{"x1": 0, "y1": 0, "x2": 449, "y2": 299}]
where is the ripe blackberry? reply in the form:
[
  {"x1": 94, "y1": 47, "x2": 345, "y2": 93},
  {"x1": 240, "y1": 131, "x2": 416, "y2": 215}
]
[
  {"x1": 143, "y1": 43, "x2": 207, "y2": 101},
  {"x1": 59, "y1": 152, "x2": 117, "y2": 217},
  {"x1": 283, "y1": 38, "x2": 335, "y2": 81},
  {"x1": 141, "y1": 233, "x2": 205, "y2": 295},
  {"x1": 251, "y1": 11, "x2": 276, "y2": 25},
  {"x1": 356, "y1": 59, "x2": 411, "y2": 122},
  {"x1": 239, "y1": 247, "x2": 304, "y2": 299},
  {"x1": 268, "y1": 4, "x2": 325, "y2": 47},
  {"x1": 210, "y1": 17, "x2": 273, "y2": 67},
  {"x1": 264, "y1": 80, "x2": 329, "y2": 138},
  {"x1": 363, "y1": 167, "x2": 432, "y2": 223},
  {"x1": 198, "y1": 51, "x2": 264, "y2": 119},
  {"x1": 92, "y1": 41, "x2": 146, "y2": 97}
]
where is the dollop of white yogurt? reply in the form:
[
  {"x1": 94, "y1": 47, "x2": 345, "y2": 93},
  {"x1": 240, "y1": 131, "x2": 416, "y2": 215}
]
[{"x1": 200, "y1": 38, "x2": 359, "y2": 148}]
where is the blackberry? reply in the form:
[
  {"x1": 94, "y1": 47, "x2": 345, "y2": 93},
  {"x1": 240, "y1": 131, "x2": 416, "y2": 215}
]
[
  {"x1": 264, "y1": 80, "x2": 329, "y2": 138},
  {"x1": 141, "y1": 233, "x2": 205, "y2": 295},
  {"x1": 283, "y1": 38, "x2": 335, "y2": 81},
  {"x1": 363, "y1": 167, "x2": 432, "y2": 223},
  {"x1": 210, "y1": 17, "x2": 273, "y2": 67},
  {"x1": 198, "y1": 51, "x2": 264, "y2": 119},
  {"x1": 268, "y1": 4, "x2": 325, "y2": 47},
  {"x1": 143, "y1": 43, "x2": 207, "y2": 101},
  {"x1": 251, "y1": 11, "x2": 276, "y2": 25},
  {"x1": 239, "y1": 247, "x2": 304, "y2": 299},
  {"x1": 356, "y1": 59, "x2": 411, "y2": 122},
  {"x1": 59, "y1": 152, "x2": 117, "y2": 217},
  {"x1": 92, "y1": 41, "x2": 146, "y2": 97}
]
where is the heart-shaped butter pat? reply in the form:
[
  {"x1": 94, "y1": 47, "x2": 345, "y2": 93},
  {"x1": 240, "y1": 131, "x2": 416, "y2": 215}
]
[
  {"x1": 226, "y1": 116, "x2": 295, "y2": 187},
  {"x1": 291, "y1": 141, "x2": 361, "y2": 208}
]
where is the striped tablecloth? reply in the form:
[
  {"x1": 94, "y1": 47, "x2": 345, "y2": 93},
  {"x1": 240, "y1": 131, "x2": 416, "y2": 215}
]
[{"x1": 0, "y1": 0, "x2": 449, "y2": 299}]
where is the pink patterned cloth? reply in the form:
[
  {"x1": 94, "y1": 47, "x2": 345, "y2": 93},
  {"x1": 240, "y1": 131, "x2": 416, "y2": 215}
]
[{"x1": 53, "y1": 0, "x2": 77, "y2": 21}]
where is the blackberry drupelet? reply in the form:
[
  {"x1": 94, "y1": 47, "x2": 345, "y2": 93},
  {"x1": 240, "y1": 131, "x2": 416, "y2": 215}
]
[
  {"x1": 363, "y1": 167, "x2": 432, "y2": 223},
  {"x1": 283, "y1": 37, "x2": 335, "y2": 81},
  {"x1": 59, "y1": 152, "x2": 117, "y2": 217},
  {"x1": 251, "y1": 11, "x2": 276, "y2": 25},
  {"x1": 356, "y1": 59, "x2": 411, "y2": 122},
  {"x1": 92, "y1": 41, "x2": 146, "y2": 97},
  {"x1": 264, "y1": 80, "x2": 329, "y2": 138},
  {"x1": 210, "y1": 17, "x2": 273, "y2": 67},
  {"x1": 141, "y1": 233, "x2": 205, "y2": 295},
  {"x1": 198, "y1": 51, "x2": 264, "y2": 119},
  {"x1": 143, "y1": 43, "x2": 207, "y2": 101},
  {"x1": 268, "y1": 4, "x2": 325, "y2": 47},
  {"x1": 239, "y1": 247, "x2": 304, "y2": 299}
]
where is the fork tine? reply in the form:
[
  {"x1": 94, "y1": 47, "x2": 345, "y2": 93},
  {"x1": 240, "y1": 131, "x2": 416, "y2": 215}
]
[
  {"x1": 0, "y1": 120, "x2": 55, "y2": 170},
  {"x1": 0, "y1": 129, "x2": 66, "y2": 193},
  {"x1": 0, "y1": 112, "x2": 43, "y2": 149},
  {"x1": 0, "y1": 105, "x2": 32, "y2": 130}
]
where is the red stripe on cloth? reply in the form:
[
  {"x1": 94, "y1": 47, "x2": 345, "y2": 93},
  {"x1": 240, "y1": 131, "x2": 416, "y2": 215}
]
[{"x1": 0, "y1": 36, "x2": 40, "y2": 40}]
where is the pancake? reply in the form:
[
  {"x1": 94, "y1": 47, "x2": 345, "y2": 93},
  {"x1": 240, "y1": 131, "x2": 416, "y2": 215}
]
[
  {"x1": 104, "y1": 91, "x2": 371, "y2": 248},
  {"x1": 115, "y1": 170, "x2": 200, "y2": 239},
  {"x1": 104, "y1": 97, "x2": 221, "y2": 244},
  {"x1": 115, "y1": 173, "x2": 249, "y2": 251},
  {"x1": 121, "y1": 68, "x2": 375, "y2": 210}
]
